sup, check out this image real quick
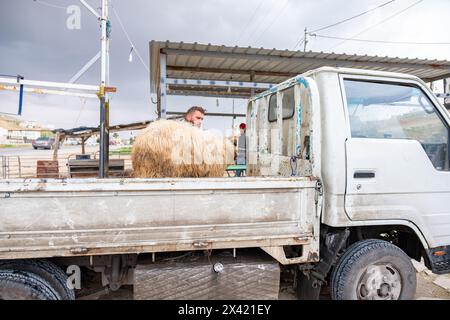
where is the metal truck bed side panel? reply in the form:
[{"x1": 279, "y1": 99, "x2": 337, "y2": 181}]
[{"x1": 0, "y1": 177, "x2": 317, "y2": 259}]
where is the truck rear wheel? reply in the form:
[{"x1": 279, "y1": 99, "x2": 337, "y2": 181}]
[
  {"x1": 0, "y1": 260, "x2": 75, "y2": 300},
  {"x1": 0, "y1": 269, "x2": 60, "y2": 300},
  {"x1": 330, "y1": 239, "x2": 416, "y2": 300}
]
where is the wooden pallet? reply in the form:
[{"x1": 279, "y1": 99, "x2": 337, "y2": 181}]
[
  {"x1": 36, "y1": 160, "x2": 59, "y2": 179},
  {"x1": 67, "y1": 159, "x2": 125, "y2": 178}
]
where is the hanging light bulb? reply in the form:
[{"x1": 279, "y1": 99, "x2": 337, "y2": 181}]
[{"x1": 128, "y1": 46, "x2": 134, "y2": 63}]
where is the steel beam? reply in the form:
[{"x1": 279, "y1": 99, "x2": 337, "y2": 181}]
[
  {"x1": 162, "y1": 48, "x2": 450, "y2": 72},
  {"x1": 426, "y1": 72, "x2": 450, "y2": 83},
  {"x1": 167, "y1": 92, "x2": 251, "y2": 99},
  {"x1": 0, "y1": 77, "x2": 99, "y2": 92},
  {"x1": 79, "y1": 0, "x2": 101, "y2": 19},
  {"x1": 167, "y1": 66, "x2": 295, "y2": 78},
  {"x1": 0, "y1": 84, "x2": 98, "y2": 99},
  {"x1": 166, "y1": 78, "x2": 275, "y2": 90},
  {"x1": 69, "y1": 51, "x2": 102, "y2": 84},
  {"x1": 167, "y1": 111, "x2": 246, "y2": 118}
]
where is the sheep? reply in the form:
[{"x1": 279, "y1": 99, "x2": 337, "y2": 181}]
[{"x1": 131, "y1": 120, "x2": 235, "y2": 178}]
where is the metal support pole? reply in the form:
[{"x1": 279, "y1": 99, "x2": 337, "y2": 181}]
[
  {"x1": 1, "y1": 156, "x2": 5, "y2": 179},
  {"x1": 18, "y1": 85, "x2": 24, "y2": 116},
  {"x1": 52, "y1": 132, "x2": 61, "y2": 161},
  {"x1": 159, "y1": 53, "x2": 167, "y2": 119},
  {"x1": 81, "y1": 137, "x2": 86, "y2": 154},
  {"x1": 250, "y1": 71, "x2": 255, "y2": 97},
  {"x1": 99, "y1": 0, "x2": 109, "y2": 178},
  {"x1": 17, "y1": 75, "x2": 24, "y2": 116},
  {"x1": 99, "y1": 97, "x2": 109, "y2": 177},
  {"x1": 303, "y1": 28, "x2": 308, "y2": 52},
  {"x1": 17, "y1": 156, "x2": 21, "y2": 178},
  {"x1": 232, "y1": 99, "x2": 235, "y2": 129}
]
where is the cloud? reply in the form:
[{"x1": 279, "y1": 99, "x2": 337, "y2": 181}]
[{"x1": 1, "y1": 0, "x2": 448, "y2": 133}]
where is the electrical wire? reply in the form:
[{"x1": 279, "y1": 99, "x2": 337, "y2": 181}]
[
  {"x1": 73, "y1": 98, "x2": 88, "y2": 127},
  {"x1": 311, "y1": 34, "x2": 450, "y2": 45},
  {"x1": 291, "y1": 36, "x2": 305, "y2": 51},
  {"x1": 237, "y1": 0, "x2": 267, "y2": 43},
  {"x1": 33, "y1": 0, "x2": 66, "y2": 10},
  {"x1": 110, "y1": 1, "x2": 150, "y2": 73},
  {"x1": 309, "y1": 0, "x2": 396, "y2": 34},
  {"x1": 326, "y1": 0, "x2": 425, "y2": 51},
  {"x1": 241, "y1": 0, "x2": 284, "y2": 44},
  {"x1": 291, "y1": 0, "x2": 396, "y2": 51},
  {"x1": 253, "y1": 0, "x2": 292, "y2": 45}
]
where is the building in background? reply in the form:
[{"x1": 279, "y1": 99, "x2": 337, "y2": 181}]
[{"x1": 0, "y1": 115, "x2": 52, "y2": 144}]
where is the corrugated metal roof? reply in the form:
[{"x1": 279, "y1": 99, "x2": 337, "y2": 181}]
[{"x1": 150, "y1": 40, "x2": 450, "y2": 98}]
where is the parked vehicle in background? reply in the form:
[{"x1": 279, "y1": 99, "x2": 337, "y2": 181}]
[
  {"x1": 32, "y1": 137, "x2": 55, "y2": 150},
  {"x1": 64, "y1": 138, "x2": 80, "y2": 146}
]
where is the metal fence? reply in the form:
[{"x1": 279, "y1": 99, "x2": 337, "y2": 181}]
[{"x1": 0, "y1": 152, "x2": 132, "y2": 179}]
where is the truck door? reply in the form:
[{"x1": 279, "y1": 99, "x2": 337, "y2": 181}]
[{"x1": 342, "y1": 76, "x2": 450, "y2": 248}]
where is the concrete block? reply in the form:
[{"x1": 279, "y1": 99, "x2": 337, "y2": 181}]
[
  {"x1": 425, "y1": 269, "x2": 434, "y2": 276},
  {"x1": 433, "y1": 276, "x2": 450, "y2": 291},
  {"x1": 411, "y1": 259, "x2": 428, "y2": 273}
]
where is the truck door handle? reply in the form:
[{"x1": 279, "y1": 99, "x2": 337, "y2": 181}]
[{"x1": 354, "y1": 171, "x2": 375, "y2": 179}]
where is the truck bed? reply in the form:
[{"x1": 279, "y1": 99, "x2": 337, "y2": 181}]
[{"x1": 0, "y1": 177, "x2": 318, "y2": 260}]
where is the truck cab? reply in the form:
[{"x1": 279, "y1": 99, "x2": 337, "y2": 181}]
[{"x1": 246, "y1": 67, "x2": 450, "y2": 298}]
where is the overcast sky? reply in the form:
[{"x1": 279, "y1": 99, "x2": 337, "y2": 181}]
[{"x1": 1, "y1": 0, "x2": 449, "y2": 133}]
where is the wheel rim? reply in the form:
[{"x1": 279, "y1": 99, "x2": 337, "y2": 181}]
[{"x1": 357, "y1": 264, "x2": 402, "y2": 300}]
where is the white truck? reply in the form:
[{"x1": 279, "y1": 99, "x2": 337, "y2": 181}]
[{"x1": 0, "y1": 67, "x2": 449, "y2": 300}]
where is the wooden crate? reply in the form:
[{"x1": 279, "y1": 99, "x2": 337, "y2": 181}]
[
  {"x1": 36, "y1": 160, "x2": 59, "y2": 179},
  {"x1": 68, "y1": 159, "x2": 125, "y2": 178}
]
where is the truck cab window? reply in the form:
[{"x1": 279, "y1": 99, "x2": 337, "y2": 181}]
[
  {"x1": 268, "y1": 87, "x2": 295, "y2": 122},
  {"x1": 344, "y1": 79, "x2": 450, "y2": 171}
]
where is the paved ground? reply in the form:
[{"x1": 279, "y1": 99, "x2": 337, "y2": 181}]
[{"x1": 413, "y1": 260, "x2": 450, "y2": 300}]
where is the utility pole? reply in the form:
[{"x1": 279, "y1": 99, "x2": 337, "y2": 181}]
[
  {"x1": 303, "y1": 28, "x2": 308, "y2": 52},
  {"x1": 232, "y1": 99, "x2": 235, "y2": 129},
  {"x1": 99, "y1": 0, "x2": 110, "y2": 178},
  {"x1": 77, "y1": 0, "x2": 111, "y2": 178}
]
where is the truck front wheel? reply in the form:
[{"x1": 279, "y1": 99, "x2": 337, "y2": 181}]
[{"x1": 330, "y1": 239, "x2": 416, "y2": 300}]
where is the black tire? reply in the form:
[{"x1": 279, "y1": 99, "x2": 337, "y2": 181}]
[
  {"x1": 0, "y1": 269, "x2": 60, "y2": 300},
  {"x1": 330, "y1": 239, "x2": 416, "y2": 300},
  {"x1": 0, "y1": 260, "x2": 75, "y2": 300},
  {"x1": 33, "y1": 147, "x2": 37, "y2": 150}
]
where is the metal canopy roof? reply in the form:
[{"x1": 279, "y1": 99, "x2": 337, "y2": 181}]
[{"x1": 150, "y1": 40, "x2": 450, "y2": 101}]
